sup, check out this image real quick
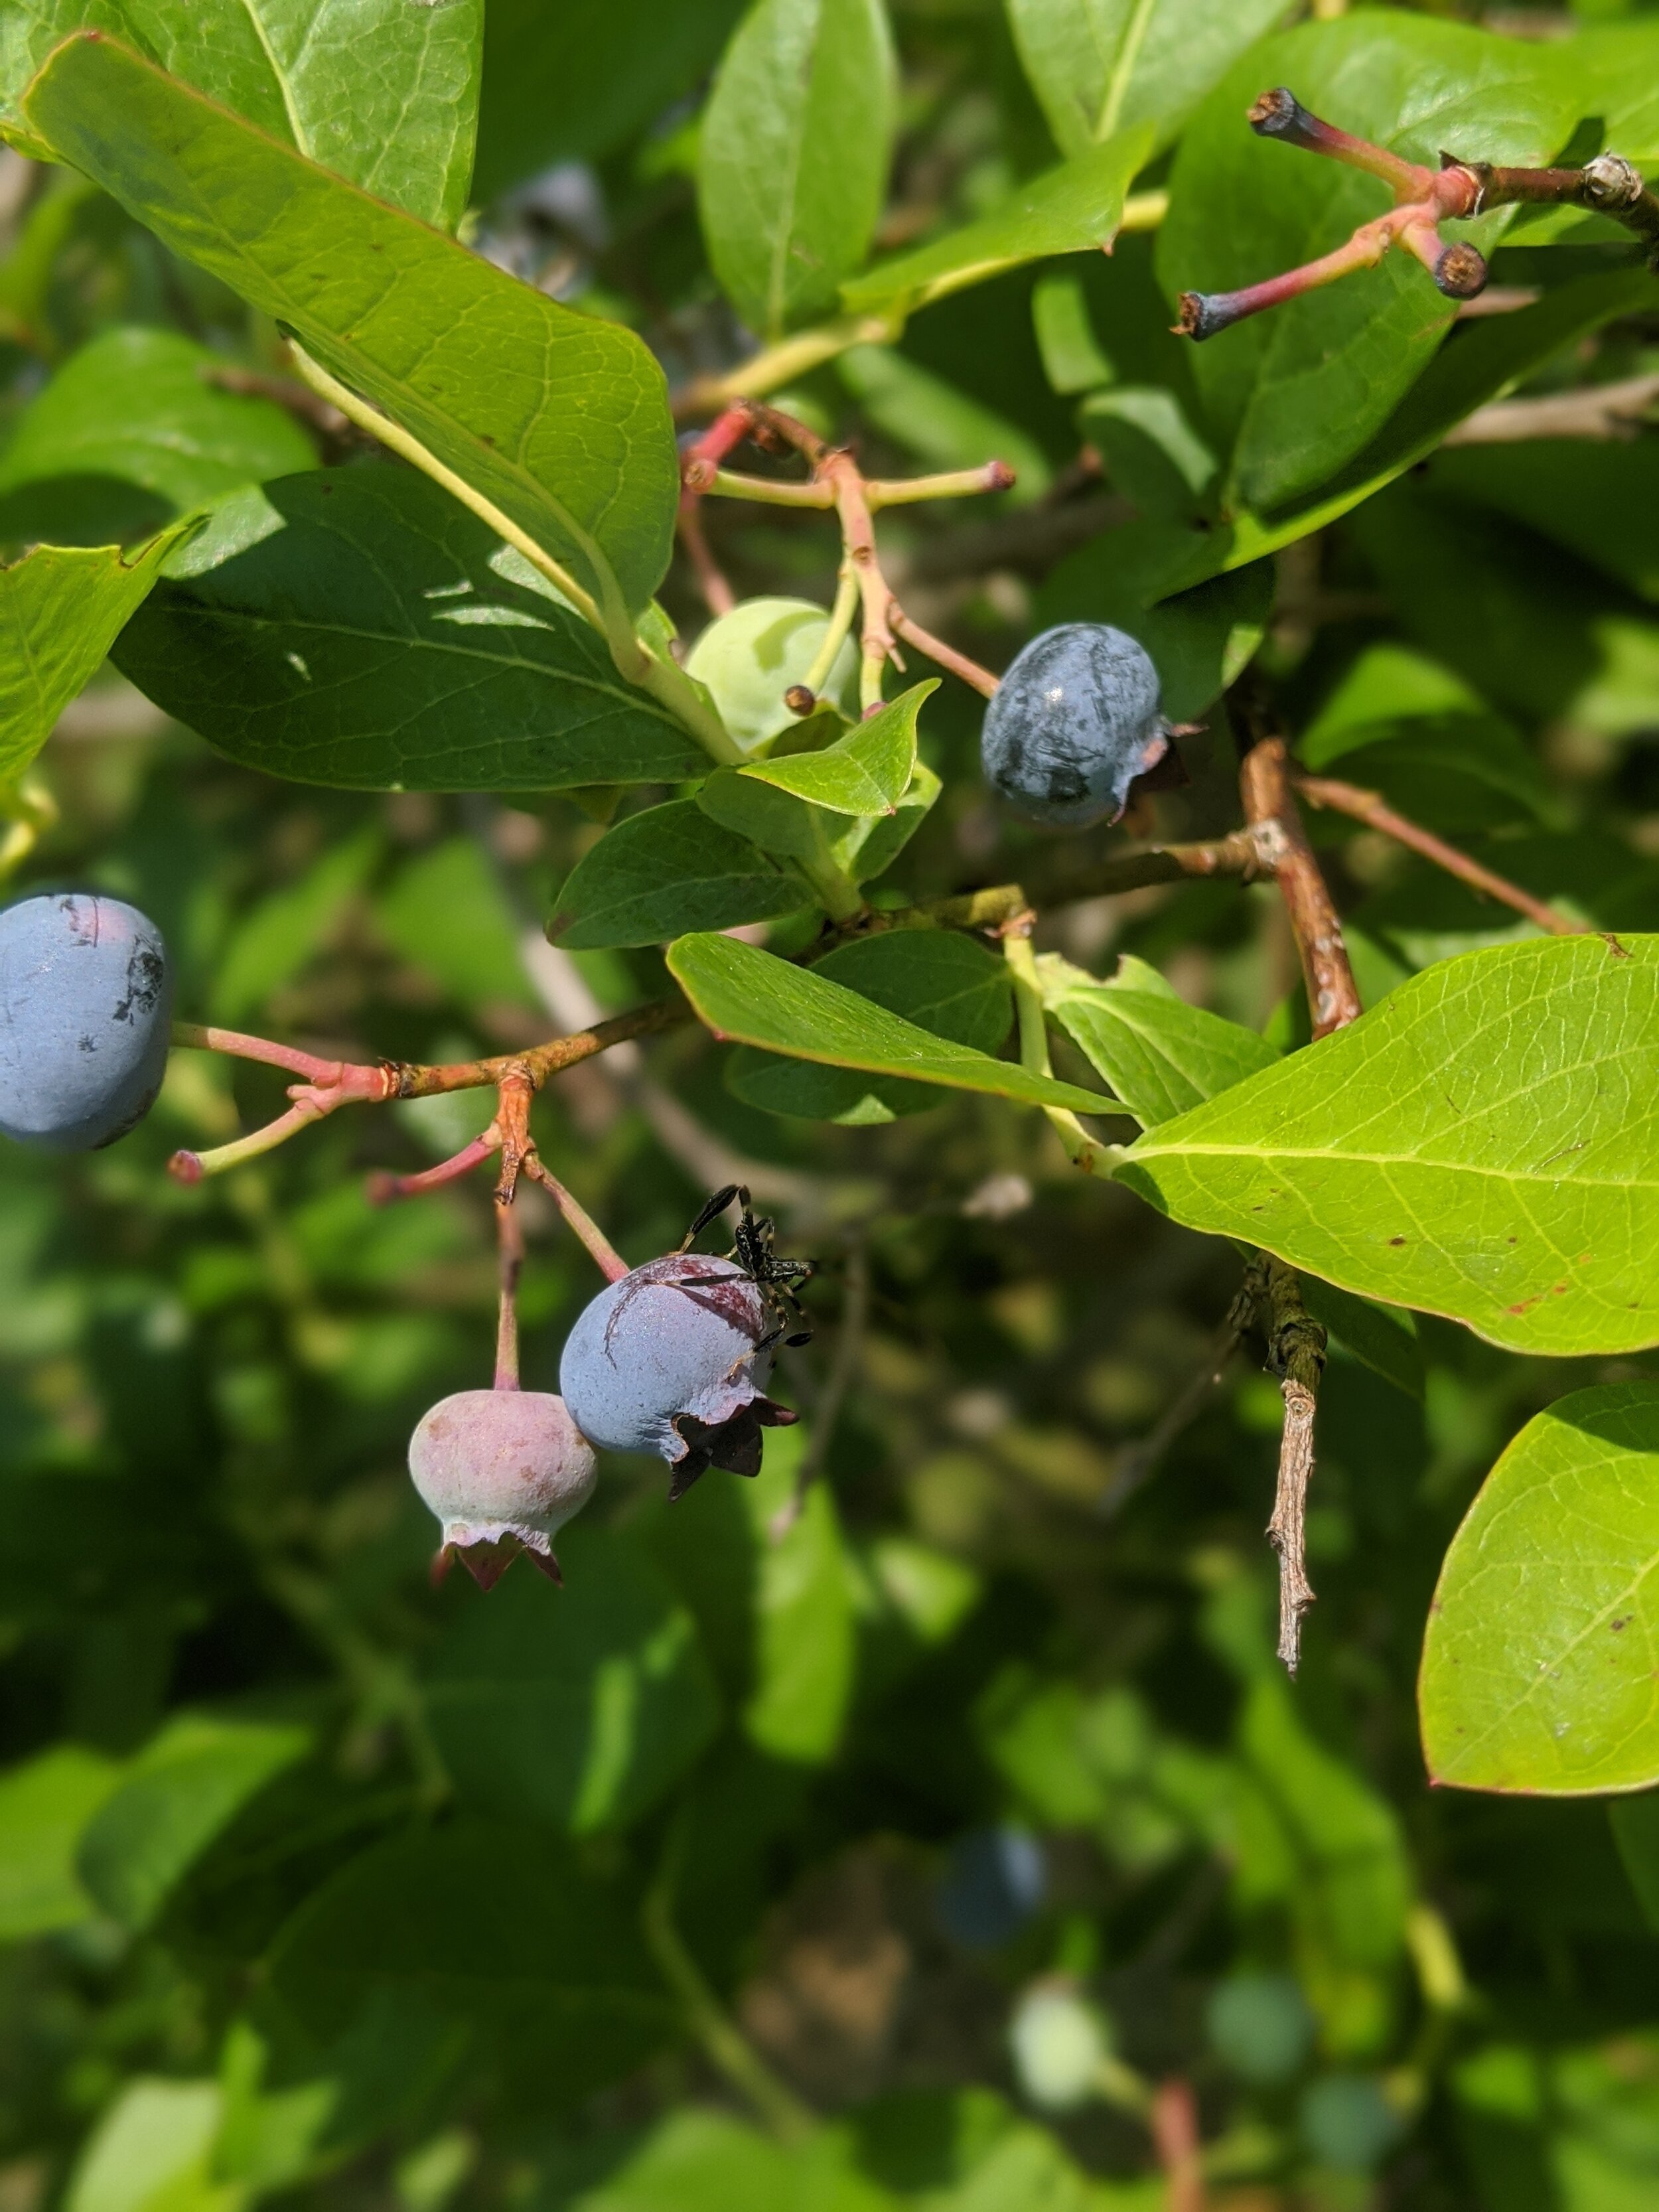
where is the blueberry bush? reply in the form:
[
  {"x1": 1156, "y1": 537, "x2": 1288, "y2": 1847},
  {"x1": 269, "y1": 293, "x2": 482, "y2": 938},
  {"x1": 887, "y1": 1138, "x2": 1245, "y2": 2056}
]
[{"x1": 3, "y1": 3, "x2": 1659, "y2": 2206}]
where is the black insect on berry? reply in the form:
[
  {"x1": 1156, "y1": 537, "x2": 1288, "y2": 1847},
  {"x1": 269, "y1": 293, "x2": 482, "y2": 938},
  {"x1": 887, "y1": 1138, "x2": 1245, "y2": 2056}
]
[
  {"x1": 678, "y1": 1181, "x2": 816, "y2": 1351},
  {"x1": 979, "y1": 623, "x2": 1176, "y2": 829}
]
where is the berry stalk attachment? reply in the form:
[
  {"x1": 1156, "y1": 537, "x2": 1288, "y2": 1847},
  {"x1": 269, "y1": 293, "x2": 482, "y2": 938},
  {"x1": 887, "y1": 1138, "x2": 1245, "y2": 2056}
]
[{"x1": 1177, "y1": 87, "x2": 1659, "y2": 342}]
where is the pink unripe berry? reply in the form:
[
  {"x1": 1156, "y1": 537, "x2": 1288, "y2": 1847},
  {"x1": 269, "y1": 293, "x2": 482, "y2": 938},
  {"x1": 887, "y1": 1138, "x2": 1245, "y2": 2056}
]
[{"x1": 408, "y1": 1388, "x2": 597, "y2": 1591}]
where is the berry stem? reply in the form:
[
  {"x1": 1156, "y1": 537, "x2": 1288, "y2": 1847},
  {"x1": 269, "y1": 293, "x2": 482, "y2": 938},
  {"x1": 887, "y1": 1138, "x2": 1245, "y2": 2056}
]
[
  {"x1": 367, "y1": 1128, "x2": 502, "y2": 1205},
  {"x1": 494, "y1": 1198, "x2": 523, "y2": 1390},
  {"x1": 523, "y1": 1155, "x2": 630, "y2": 1282},
  {"x1": 1001, "y1": 922, "x2": 1123, "y2": 1176},
  {"x1": 793, "y1": 557, "x2": 859, "y2": 709},
  {"x1": 168, "y1": 1096, "x2": 333, "y2": 1183}
]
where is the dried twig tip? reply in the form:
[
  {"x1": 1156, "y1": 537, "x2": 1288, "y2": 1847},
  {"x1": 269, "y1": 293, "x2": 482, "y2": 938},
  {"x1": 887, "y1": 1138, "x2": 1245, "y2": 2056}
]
[
  {"x1": 1433, "y1": 240, "x2": 1488, "y2": 301},
  {"x1": 784, "y1": 684, "x2": 816, "y2": 715},
  {"x1": 1249, "y1": 86, "x2": 1307, "y2": 139},
  {"x1": 1582, "y1": 153, "x2": 1644, "y2": 210}
]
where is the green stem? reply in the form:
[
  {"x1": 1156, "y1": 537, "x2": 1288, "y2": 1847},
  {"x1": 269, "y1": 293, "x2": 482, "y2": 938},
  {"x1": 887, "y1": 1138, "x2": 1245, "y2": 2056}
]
[
  {"x1": 799, "y1": 561, "x2": 859, "y2": 700},
  {"x1": 1097, "y1": 0, "x2": 1159, "y2": 141},
  {"x1": 1003, "y1": 932, "x2": 1124, "y2": 1177},
  {"x1": 642, "y1": 1883, "x2": 817, "y2": 2144}
]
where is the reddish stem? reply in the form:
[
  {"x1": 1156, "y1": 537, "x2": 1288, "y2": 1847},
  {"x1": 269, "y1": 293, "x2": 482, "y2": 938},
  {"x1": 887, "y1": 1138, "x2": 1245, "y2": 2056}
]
[
  {"x1": 367, "y1": 1128, "x2": 502, "y2": 1205},
  {"x1": 494, "y1": 1198, "x2": 524, "y2": 1391},
  {"x1": 523, "y1": 1155, "x2": 630, "y2": 1282},
  {"x1": 1149, "y1": 2078, "x2": 1206, "y2": 2212}
]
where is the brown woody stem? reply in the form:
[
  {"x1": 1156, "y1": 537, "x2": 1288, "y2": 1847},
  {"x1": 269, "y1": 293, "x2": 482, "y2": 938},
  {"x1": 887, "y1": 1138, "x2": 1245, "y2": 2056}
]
[
  {"x1": 1254, "y1": 1255, "x2": 1327, "y2": 1676},
  {"x1": 1293, "y1": 773, "x2": 1586, "y2": 936},
  {"x1": 1238, "y1": 733, "x2": 1362, "y2": 1037},
  {"x1": 494, "y1": 1199, "x2": 524, "y2": 1391}
]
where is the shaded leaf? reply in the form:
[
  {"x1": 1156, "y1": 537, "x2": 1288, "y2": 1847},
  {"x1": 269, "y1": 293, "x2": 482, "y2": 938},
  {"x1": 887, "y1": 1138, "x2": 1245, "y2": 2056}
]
[
  {"x1": 1421, "y1": 1383, "x2": 1659, "y2": 1795},
  {"x1": 24, "y1": 34, "x2": 678, "y2": 612},
  {"x1": 1, "y1": 1, "x2": 482, "y2": 231},
  {"x1": 1038, "y1": 950, "x2": 1279, "y2": 1126},
  {"x1": 1427, "y1": 440, "x2": 1659, "y2": 608},
  {"x1": 1119, "y1": 935, "x2": 1659, "y2": 1357},
  {"x1": 729, "y1": 928, "x2": 1013, "y2": 1123},
  {"x1": 736, "y1": 1426, "x2": 856, "y2": 1764},
  {"x1": 1007, "y1": 0, "x2": 1287, "y2": 161},
  {"x1": 422, "y1": 1526, "x2": 721, "y2": 1833},
  {"x1": 843, "y1": 127, "x2": 1151, "y2": 319},
  {"x1": 669, "y1": 930, "x2": 1105, "y2": 1114},
  {"x1": 112, "y1": 472, "x2": 701, "y2": 792},
  {"x1": 1300, "y1": 1278, "x2": 1423, "y2": 1404},
  {"x1": 700, "y1": 0, "x2": 895, "y2": 338},
  {"x1": 553, "y1": 801, "x2": 807, "y2": 951},
  {"x1": 0, "y1": 1744, "x2": 120, "y2": 1939},
  {"x1": 62, "y1": 2077, "x2": 233, "y2": 2212}
]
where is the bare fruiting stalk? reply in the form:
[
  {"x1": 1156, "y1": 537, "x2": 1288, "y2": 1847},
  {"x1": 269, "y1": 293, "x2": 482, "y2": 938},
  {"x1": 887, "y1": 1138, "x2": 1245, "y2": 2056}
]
[
  {"x1": 494, "y1": 1195, "x2": 523, "y2": 1391},
  {"x1": 1177, "y1": 86, "x2": 1659, "y2": 342}
]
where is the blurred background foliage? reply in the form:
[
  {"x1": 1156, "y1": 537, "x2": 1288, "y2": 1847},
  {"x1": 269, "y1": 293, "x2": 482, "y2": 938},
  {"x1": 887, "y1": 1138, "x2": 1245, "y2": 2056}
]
[{"x1": 3, "y1": 1, "x2": 1659, "y2": 2209}]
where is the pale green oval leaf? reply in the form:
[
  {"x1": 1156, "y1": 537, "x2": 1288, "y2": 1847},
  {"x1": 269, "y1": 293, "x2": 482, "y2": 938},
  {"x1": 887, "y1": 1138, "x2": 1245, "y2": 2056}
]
[
  {"x1": 1421, "y1": 1383, "x2": 1659, "y2": 1796},
  {"x1": 1039, "y1": 951, "x2": 1280, "y2": 1126},
  {"x1": 23, "y1": 33, "x2": 678, "y2": 613},
  {"x1": 63, "y1": 2077, "x2": 234, "y2": 2212},
  {"x1": 112, "y1": 471, "x2": 701, "y2": 792},
  {"x1": 668, "y1": 930, "x2": 1108, "y2": 1114},
  {"x1": 700, "y1": 0, "x2": 895, "y2": 338},
  {"x1": 0, "y1": 1744, "x2": 121, "y2": 1939},
  {"x1": 1119, "y1": 935, "x2": 1659, "y2": 1357}
]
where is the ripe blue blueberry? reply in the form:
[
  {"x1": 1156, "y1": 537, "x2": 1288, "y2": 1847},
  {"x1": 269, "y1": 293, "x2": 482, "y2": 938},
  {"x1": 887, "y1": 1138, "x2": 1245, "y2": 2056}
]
[
  {"x1": 559, "y1": 1253, "x2": 796, "y2": 1500},
  {"x1": 980, "y1": 623, "x2": 1171, "y2": 827},
  {"x1": 936, "y1": 1826, "x2": 1046, "y2": 1949},
  {"x1": 0, "y1": 893, "x2": 173, "y2": 1151},
  {"x1": 409, "y1": 1387, "x2": 597, "y2": 1589}
]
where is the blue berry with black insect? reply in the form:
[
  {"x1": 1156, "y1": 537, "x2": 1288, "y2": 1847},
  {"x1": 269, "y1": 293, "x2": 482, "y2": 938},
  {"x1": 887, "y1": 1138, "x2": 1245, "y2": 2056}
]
[
  {"x1": 559, "y1": 1185, "x2": 809, "y2": 1499},
  {"x1": 0, "y1": 893, "x2": 173, "y2": 1150},
  {"x1": 981, "y1": 623, "x2": 1173, "y2": 828}
]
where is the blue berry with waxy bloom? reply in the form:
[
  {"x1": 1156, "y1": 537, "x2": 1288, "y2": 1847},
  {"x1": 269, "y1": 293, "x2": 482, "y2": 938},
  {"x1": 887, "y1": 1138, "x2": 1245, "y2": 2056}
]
[
  {"x1": 409, "y1": 1387, "x2": 597, "y2": 1590},
  {"x1": 560, "y1": 1252, "x2": 798, "y2": 1501},
  {"x1": 980, "y1": 623, "x2": 1173, "y2": 828},
  {"x1": 0, "y1": 893, "x2": 173, "y2": 1151}
]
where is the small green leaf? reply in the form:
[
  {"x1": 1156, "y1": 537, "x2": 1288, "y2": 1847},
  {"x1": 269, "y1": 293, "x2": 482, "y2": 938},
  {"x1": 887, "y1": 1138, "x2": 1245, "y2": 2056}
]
[
  {"x1": 0, "y1": 524, "x2": 188, "y2": 784},
  {"x1": 736, "y1": 1428, "x2": 856, "y2": 1764},
  {"x1": 1006, "y1": 0, "x2": 1288, "y2": 160},
  {"x1": 423, "y1": 1527, "x2": 720, "y2": 1834},
  {"x1": 0, "y1": 325, "x2": 316, "y2": 546},
  {"x1": 23, "y1": 33, "x2": 678, "y2": 613},
  {"x1": 668, "y1": 930, "x2": 1108, "y2": 1114},
  {"x1": 0, "y1": 1745, "x2": 121, "y2": 1939},
  {"x1": 849, "y1": 757, "x2": 940, "y2": 885},
  {"x1": 842, "y1": 126, "x2": 1153, "y2": 318},
  {"x1": 1119, "y1": 935, "x2": 1659, "y2": 1357},
  {"x1": 1039, "y1": 951, "x2": 1279, "y2": 1126},
  {"x1": 737, "y1": 681, "x2": 929, "y2": 815},
  {"x1": 729, "y1": 928, "x2": 1013, "y2": 1122},
  {"x1": 62, "y1": 2077, "x2": 234, "y2": 2212},
  {"x1": 265, "y1": 1822, "x2": 672, "y2": 2103},
  {"x1": 553, "y1": 800, "x2": 807, "y2": 951},
  {"x1": 378, "y1": 838, "x2": 539, "y2": 1010},
  {"x1": 700, "y1": 0, "x2": 895, "y2": 338},
  {"x1": 112, "y1": 471, "x2": 701, "y2": 792},
  {"x1": 1420, "y1": 1383, "x2": 1659, "y2": 1795},
  {"x1": 1079, "y1": 386, "x2": 1216, "y2": 524},
  {"x1": 1, "y1": 1, "x2": 482, "y2": 231},
  {"x1": 76, "y1": 1713, "x2": 311, "y2": 1931}
]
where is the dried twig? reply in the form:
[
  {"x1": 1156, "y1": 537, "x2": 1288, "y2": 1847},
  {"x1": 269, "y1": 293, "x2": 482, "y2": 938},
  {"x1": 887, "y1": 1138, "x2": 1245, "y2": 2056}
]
[
  {"x1": 1293, "y1": 772, "x2": 1586, "y2": 936},
  {"x1": 1443, "y1": 370, "x2": 1659, "y2": 446},
  {"x1": 1253, "y1": 1256, "x2": 1329, "y2": 1674}
]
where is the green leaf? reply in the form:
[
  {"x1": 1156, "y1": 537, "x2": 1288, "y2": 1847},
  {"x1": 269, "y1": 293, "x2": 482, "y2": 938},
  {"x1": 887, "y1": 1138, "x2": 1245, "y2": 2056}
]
[
  {"x1": 1573, "y1": 23, "x2": 1659, "y2": 165},
  {"x1": 422, "y1": 1526, "x2": 721, "y2": 1833},
  {"x1": 1119, "y1": 935, "x2": 1659, "y2": 1357},
  {"x1": 547, "y1": 2109, "x2": 897, "y2": 2212},
  {"x1": 111, "y1": 471, "x2": 702, "y2": 793},
  {"x1": 668, "y1": 930, "x2": 1107, "y2": 1114},
  {"x1": 378, "y1": 837, "x2": 539, "y2": 1009},
  {"x1": 0, "y1": 1744, "x2": 120, "y2": 1939},
  {"x1": 842, "y1": 127, "x2": 1151, "y2": 319},
  {"x1": 62, "y1": 2078, "x2": 235, "y2": 2212},
  {"x1": 737, "y1": 681, "x2": 928, "y2": 814},
  {"x1": 1006, "y1": 0, "x2": 1289, "y2": 161},
  {"x1": 474, "y1": 0, "x2": 742, "y2": 202},
  {"x1": 729, "y1": 928, "x2": 1013, "y2": 1123},
  {"x1": 265, "y1": 1821, "x2": 672, "y2": 2103},
  {"x1": 1299, "y1": 1278, "x2": 1423, "y2": 1404},
  {"x1": 1420, "y1": 1383, "x2": 1659, "y2": 1795},
  {"x1": 699, "y1": 0, "x2": 895, "y2": 338},
  {"x1": 0, "y1": 524, "x2": 187, "y2": 784},
  {"x1": 1038, "y1": 951, "x2": 1279, "y2": 1126},
  {"x1": 1428, "y1": 440, "x2": 1659, "y2": 607},
  {"x1": 552, "y1": 801, "x2": 807, "y2": 951},
  {"x1": 1035, "y1": 520, "x2": 1272, "y2": 721},
  {"x1": 1157, "y1": 17, "x2": 1589, "y2": 514},
  {"x1": 1079, "y1": 386, "x2": 1216, "y2": 524},
  {"x1": 23, "y1": 33, "x2": 677, "y2": 613},
  {"x1": 1, "y1": 2, "x2": 482, "y2": 231},
  {"x1": 735, "y1": 1426, "x2": 856, "y2": 1763},
  {"x1": 1610, "y1": 1795, "x2": 1659, "y2": 1932},
  {"x1": 0, "y1": 325, "x2": 315, "y2": 548},
  {"x1": 76, "y1": 1713, "x2": 311, "y2": 1931},
  {"x1": 210, "y1": 827, "x2": 380, "y2": 1025}
]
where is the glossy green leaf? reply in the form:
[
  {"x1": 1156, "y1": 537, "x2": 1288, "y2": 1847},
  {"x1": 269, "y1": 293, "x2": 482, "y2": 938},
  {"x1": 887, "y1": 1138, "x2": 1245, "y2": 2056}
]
[
  {"x1": 0, "y1": 523, "x2": 187, "y2": 784},
  {"x1": 1007, "y1": 0, "x2": 1288, "y2": 161},
  {"x1": 737, "y1": 681, "x2": 928, "y2": 814},
  {"x1": 23, "y1": 34, "x2": 677, "y2": 612},
  {"x1": 112, "y1": 472, "x2": 701, "y2": 792},
  {"x1": 423, "y1": 1526, "x2": 721, "y2": 1832},
  {"x1": 0, "y1": 1744, "x2": 120, "y2": 1939},
  {"x1": 552, "y1": 800, "x2": 806, "y2": 951},
  {"x1": 0, "y1": 325, "x2": 315, "y2": 548},
  {"x1": 1421, "y1": 1384, "x2": 1659, "y2": 1795},
  {"x1": 700, "y1": 0, "x2": 895, "y2": 338},
  {"x1": 1157, "y1": 18, "x2": 1588, "y2": 513},
  {"x1": 1039, "y1": 951, "x2": 1279, "y2": 1126},
  {"x1": 1080, "y1": 386, "x2": 1216, "y2": 524},
  {"x1": 1, "y1": 1, "x2": 482, "y2": 231},
  {"x1": 668, "y1": 930, "x2": 1106, "y2": 1114},
  {"x1": 729, "y1": 928, "x2": 1013, "y2": 1122},
  {"x1": 62, "y1": 2077, "x2": 233, "y2": 2212},
  {"x1": 474, "y1": 0, "x2": 742, "y2": 202},
  {"x1": 1573, "y1": 23, "x2": 1659, "y2": 165},
  {"x1": 842, "y1": 127, "x2": 1151, "y2": 318},
  {"x1": 1119, "y1": 935, "x2": 1659, "y2": 1357},
  {"x1": 76, "y1": 1714, "x2": 311, "y2": 1930}
]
